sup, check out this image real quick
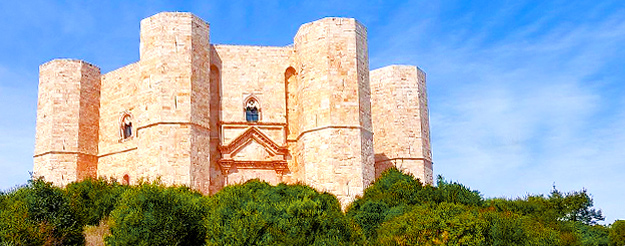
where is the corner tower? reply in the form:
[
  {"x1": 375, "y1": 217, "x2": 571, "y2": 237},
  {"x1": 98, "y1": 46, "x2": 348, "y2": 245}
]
[
  {"x1": 293, "y1": 18, "x2": 375, "y2": 205},
  {"x1": 136, "y1": 12, "x2": 211, "y2": 192},
  {"x1": 370, "y1": 65, "x2": 433, "y2": 184},
  {"x1": 33, "y1": 59, "x2": 101, "y2": 186}
]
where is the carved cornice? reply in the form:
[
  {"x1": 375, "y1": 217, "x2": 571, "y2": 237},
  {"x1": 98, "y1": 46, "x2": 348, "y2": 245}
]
[
  {"x1": 136, "y1": 121, "x2": 210, "y2": 134},
  {"x1": 33, "y1": 151, "x2": 97, "y2": 158},
  {"x1": 219, "y1": 121, "x2": 287, "y2": 127},
  {"x1": 218, "y1": 159, "x2": 288, "y2": 175},
  {"x1": 374, "y1": 157, "x2": 432, "y2": 164},
  {"x1": 295, "y1": 125, "x2": 374, "y2": 141},
  {"x1": 98, "y1": 147, "x2": 139, "y2": 158}
]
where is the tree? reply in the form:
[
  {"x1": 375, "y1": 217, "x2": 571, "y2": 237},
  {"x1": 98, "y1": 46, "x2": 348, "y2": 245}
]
[
  {"x1": 65, "y1": 177, "x2": 127, "y2": 226},
  {"x1": 549, "y1": 188, "x2": 604, "y2": 225},
  {"x1": 610, "y1": 220, "x2": 625, "y2": 246},
  {"x1": 0, "y1": 179, "x2": 84, "y2": 245},
  {"x1": 575, "y1": 223, "x2": 609, "y2": 246},
  {"x1": 105, "y1": 182, "x2": 207, "y2": 246},
  {"x1": 375, "y1": 203, "x2": 488, "y2": 245},
  {"x1": 487, "y1": 188, "x2": 604, "y2": 226},
  {"x1": 347, "y1": 168, "x2": 483, "y2": 240},
  {"x1": 204, "y1": 180, "x2": 364, "y2": 246}
]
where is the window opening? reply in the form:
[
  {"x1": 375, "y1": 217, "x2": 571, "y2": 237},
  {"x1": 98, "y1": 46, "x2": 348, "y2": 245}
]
[
  {"x1": 246, "y1": 99, "x2": 259, "y2": 122},
  {"x1": 121, "y1": 114, "x2": 133, "y2": 139}
]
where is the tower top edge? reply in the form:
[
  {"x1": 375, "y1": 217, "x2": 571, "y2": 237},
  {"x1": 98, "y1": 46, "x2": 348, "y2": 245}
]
[
  {"x1": 295, "y1": 17, "x2": 365, "y2": 36},
  {"x1": 40, "y1": 59, "x2": 100, "y2": 70},
  {"x1": 142, "y1": 11, "x2": 209, "y2": 26},
  {"x1": 370, "y1": 65, "x2": 419, "y2": 73}
]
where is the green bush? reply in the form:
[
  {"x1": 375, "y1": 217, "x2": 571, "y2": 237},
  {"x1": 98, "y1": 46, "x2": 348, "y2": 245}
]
[
  {"x1": 376, "y1": 203, "x2": 487, "y2": 245},
  {"x1": 487, "y1": 188, "x2": 604, "y2": 225},
  {"x1": 610, "y1": 220, "x2": 625, "y2": 246},
  {"x1": 0, "y1": 179, "x2": 84, "y2": 245},
  {"x1": 575, "y1": 222, "x2": 609, "y2": 246},
  {"x1": 204, "y1": 180, "x2": 364, "y2": 246},
  {"x1": 434, "y1": 175, "x2": 483, "y2": 207},
  {"x1": 0, "y1": 167, "x2": 614, "y2": 245},
  {"x1": 65, "y1": 177, "x2": 127, "y2": 226},
  {"x1": 347, "y1": 168, "x2": 482, "y2": 240},
  {"x1": 375, "y1": 203, "x2": 563, "y2": 246},
  {"x1": 483, "y1": 209, "x2": 563, "y2": 245},
  {"x1": 105, "y1": 182, "x2": 206, "y2": 246}
]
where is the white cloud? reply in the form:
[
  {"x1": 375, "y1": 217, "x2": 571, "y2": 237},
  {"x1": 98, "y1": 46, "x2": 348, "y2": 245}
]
[{"x1": 369, "y1": 3, "x2": 625, "y2": 223}]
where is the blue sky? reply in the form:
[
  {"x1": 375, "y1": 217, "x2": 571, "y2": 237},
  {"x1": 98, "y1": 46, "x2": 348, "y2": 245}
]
[{"x1": 1, "y1": 1, "x2": 624, "y2": 223}]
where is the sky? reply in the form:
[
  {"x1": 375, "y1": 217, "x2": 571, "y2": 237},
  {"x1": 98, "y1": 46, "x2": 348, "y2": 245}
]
[{"x1": 0, "y1": 1, "x2": 624, "y2": 223}]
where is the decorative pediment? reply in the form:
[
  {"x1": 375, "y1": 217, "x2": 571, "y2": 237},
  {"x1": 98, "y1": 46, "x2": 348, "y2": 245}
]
[
  {"x1": 218, "y1": 127, "x2": 288, "y2": 175},
  {"x1": 219, "y1": 127, "x2": 287, "y2": 157}
]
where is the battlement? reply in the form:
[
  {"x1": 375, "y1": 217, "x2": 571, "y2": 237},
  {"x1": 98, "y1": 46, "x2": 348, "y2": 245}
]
[{"x1": 33, "y1": 12, "x2": 432, "y2": 206}]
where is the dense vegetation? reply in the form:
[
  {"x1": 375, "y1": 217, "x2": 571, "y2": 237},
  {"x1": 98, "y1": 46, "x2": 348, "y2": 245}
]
[
  {"x1": 0, "y1": 169, "x2": 622, "y2": 245},
  {"x1": 204, "y1": 181, "x2": 363, "y2": 245}
]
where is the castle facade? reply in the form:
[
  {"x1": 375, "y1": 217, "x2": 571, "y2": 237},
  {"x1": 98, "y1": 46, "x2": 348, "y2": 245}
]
[{"x1": 33, "y1": 12, "x2": 432, "y2": 205}]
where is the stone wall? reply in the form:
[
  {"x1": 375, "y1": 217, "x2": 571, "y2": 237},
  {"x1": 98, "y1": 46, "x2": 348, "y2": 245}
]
[
  {"x1": 210, "y1": 45, "x2": 292, "y2": 188},
  {"x1": 370, "y1": 65, "x2": 433, "y2": 184},
  {"x1": 33, "y1": 12, "x2": 433, "y2": 207},
  {"x1": 212, "y1": 45, "x2": 291, "y2": 124},
  {"x1": 97, "y1": 62, "x2": 140, "y2": 183}
]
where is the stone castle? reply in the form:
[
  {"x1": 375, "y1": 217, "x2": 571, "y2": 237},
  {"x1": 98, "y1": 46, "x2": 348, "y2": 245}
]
[{"x1": 33, "y1": 12, "x2": 432, "y2": 205}]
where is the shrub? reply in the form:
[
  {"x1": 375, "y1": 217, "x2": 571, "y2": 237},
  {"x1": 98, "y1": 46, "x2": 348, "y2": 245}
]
[
  {"x1": 0, "y1": 179, "x2": 84, "y2": 245},
  {"x1": 105, "y1": 182, "x2": 206, "y2": 246},
  {"x1": 347, "y1": 168, "x2": 482, "y2": 240},
  {"x1": 575, "y1": 222, "x2": 609, "y2": 246},
  {"x1": 375, "y1": 203, "x2": 563, "y2": 246},
  {"x1": 610, "y1": 220, "x2": 625, "y2": 246},
  {"x1": 204, "y1": 180, "x2": 364, "y2": 246},
  {"x1": 65, "y1": 177, "x2": 127, "y2": 226},
  {"x1": 376, "y1": 203, "x2": 487, "y2": 245}
]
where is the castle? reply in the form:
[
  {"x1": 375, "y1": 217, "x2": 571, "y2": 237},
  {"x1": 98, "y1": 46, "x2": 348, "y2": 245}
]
[{"x1": 33, "y1": 12, "x2": 432, "y2": 205}]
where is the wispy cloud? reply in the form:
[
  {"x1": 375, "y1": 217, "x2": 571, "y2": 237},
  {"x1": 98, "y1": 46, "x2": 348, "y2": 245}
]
[{"x1": 371, "y1": 2, "x2": 625, "y2": 223}]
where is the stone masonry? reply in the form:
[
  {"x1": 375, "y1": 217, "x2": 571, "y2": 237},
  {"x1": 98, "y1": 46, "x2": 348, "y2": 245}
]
[{"x1": 33, "y1": 12, "x2": 433, "y2": 206}]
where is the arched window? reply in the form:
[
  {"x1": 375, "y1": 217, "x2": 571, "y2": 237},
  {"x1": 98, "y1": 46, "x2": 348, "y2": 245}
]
[
  {"x1": 245, "y1": 99, "x2": 259, "y2": 122},
  {"x1": 120, "y1": 114, "x2": 133, "y2": 139}
]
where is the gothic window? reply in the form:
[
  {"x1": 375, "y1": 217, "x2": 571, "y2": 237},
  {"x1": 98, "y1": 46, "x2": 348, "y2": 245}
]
[
  {"x1": 245, "y1": 99, "x2": 259, "y2": 122},
  {"x1": 120, "y1": 114, "x2": 133, "y2": 139}
]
